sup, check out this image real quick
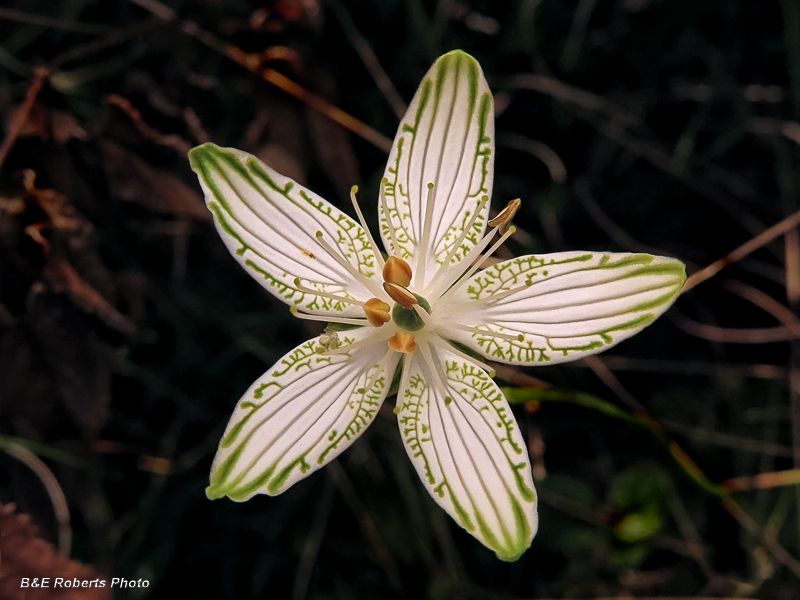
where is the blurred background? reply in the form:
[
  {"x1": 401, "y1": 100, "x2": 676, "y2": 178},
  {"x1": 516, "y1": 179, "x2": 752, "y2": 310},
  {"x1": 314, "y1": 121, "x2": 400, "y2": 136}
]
[{"x1": 1, "y1": 0, "x2": 799, "y2": 598}]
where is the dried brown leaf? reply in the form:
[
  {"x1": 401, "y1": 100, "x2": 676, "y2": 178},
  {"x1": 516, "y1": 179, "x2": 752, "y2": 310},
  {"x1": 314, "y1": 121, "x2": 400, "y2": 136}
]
[
  {"x1": 0, "y1": 504, "x2": 110, "y2": 600},
  {"x1": 101, "y1": 140, "x2": 210, "y2": 220},
  {"x1": 42, "y1": 256, "x2": 135, "y2": 335}
]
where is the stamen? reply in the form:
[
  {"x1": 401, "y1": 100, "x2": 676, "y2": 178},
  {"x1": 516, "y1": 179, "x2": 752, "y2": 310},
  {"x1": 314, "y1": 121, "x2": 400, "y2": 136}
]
[
  {"x1": 314, "y1": 231, "x2": 386, "y2": 298},
  {"x1": 383, "y1": 282, "x2": 417, "y2": 308},
  {"x1": 428, "y1": 336, "x2": 496, "y2": 379},
  {"x1": 363, "y1": 298, "x2": 391, "y2": 327},
  {"x1": 487, "y1": 198, "x2": 522, "y2": 235},
  {"x1": 436, "y1": 320, "x2": 525, "y2": 342},
  {"x1": 290, "y1": 306, "x2": 367, "y2": 326},
  {"x1": 383, "y1": 256, "x2": 412, "y2": 287},
  {"x1": 417, "y1": 182, "x2": 436, "y2": 285},
  {"x1": 294, "y1": 277, "x2": 364, "y2": 307},
  {"x1": 388, "y1": 331, "x2": 418, "y2": 354},
  {"x1": 418, "y1": 341, "x2": 453, "y2": 405},
  {"x1": 379, "y1": 178, "x2": 400, "y2": 256},
  {"x1": 350, "y1": 185, "x2": 385, "y2": 270},
  {"x1": 359, "y1": 348, "x2": 396, "y2": 394},
  {"x1": 435, "y1": 226, "x2": 517, "y2": 306},
  {"x1": 431, "y1": 195, "x2": 489, "y2": 280}
]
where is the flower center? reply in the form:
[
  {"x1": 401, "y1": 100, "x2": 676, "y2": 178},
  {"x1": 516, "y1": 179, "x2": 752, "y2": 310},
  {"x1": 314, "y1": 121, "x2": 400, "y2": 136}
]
[{"x1": 392, "y1": 294, "x2": 431, "y2": 332}]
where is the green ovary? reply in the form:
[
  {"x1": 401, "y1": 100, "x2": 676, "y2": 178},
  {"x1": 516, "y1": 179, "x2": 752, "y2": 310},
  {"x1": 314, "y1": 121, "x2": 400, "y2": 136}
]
[{"x1": 393, "y1": 294, "x2": 432, "y2": 332}]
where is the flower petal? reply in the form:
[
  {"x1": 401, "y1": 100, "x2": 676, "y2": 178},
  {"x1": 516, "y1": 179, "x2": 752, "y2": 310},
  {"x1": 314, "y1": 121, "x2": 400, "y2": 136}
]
[
  {"x1": 207, "y1": 328, "x2": 399, "y2": 501},
  {"x1": 443, "y1": 252, "x2": 686, "y2": 365},
  {"x1": 190, "y1": 143, "x2": 382, "y2": 317},
  {"x1": 396, "y1": 344, "x2": 537, "y2": 561},
  {"x1": 381, "y1": 51, "x2": 493, "y2": 287}
]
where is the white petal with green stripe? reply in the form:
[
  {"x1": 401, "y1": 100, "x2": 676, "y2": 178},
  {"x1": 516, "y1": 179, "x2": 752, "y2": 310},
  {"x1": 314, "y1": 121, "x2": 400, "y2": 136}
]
[
  {"x1": 396, "y1": 346, "x2": 537, "y2": 561},
  {"x1": 381, "y1": 50, "x2": 493, "y2": 288},
  {"x1": 441, "y1": 252, "x2": 686, "y2": 365},
  {"x1": 207, "y1": 328, "x2": 399, "y2": 501},
  {"x1": 190, "y1": 144, "x2": 382, "y2": 317}
]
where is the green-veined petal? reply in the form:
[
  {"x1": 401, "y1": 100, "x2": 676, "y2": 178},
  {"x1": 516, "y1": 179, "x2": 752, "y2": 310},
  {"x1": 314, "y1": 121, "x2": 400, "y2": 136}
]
[
  {"x1": 442, "y1": 252, "x2": 686, "y2": 365},
  {"x1": 190, "y1": 143, "x2": 382, "y2": 317},
  {"x1": 381, "y1": 50, "x2": 493, "y2": 287},
  {"x1": 207, "y1": 328, "x2": 399, "y2": 501},
  {"x1": 396, "y1": 345, "x2": 537, "y2": 561}
]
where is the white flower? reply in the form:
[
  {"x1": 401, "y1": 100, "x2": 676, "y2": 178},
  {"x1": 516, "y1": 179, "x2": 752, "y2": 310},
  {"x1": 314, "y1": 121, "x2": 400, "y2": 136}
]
[{"x1": 189, "y1": 50, "x2": 685, "y2": 561}]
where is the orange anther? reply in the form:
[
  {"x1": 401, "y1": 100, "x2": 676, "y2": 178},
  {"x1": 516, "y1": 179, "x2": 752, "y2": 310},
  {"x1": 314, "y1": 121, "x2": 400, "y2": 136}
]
[
  {"x1": 383, "y1": 256, "x2": 412, "y2": 287},
  {"x1": 363, "y1": 298, "x2": 391, "y2": 327},
  {"x1": 488, "y1": 198, "x2": 522, "y2": 235},
  {"x1": 383, "y1": 282, "x2": 417, "y2": 308},
  {"x1": 388, "y1": 331, "x2": 417, "y2": 354}
]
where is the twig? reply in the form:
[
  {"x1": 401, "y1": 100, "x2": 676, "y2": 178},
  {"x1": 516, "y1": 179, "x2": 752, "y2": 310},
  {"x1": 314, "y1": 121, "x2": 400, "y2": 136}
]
[
  {"x1": 724, "y1": 280, "x2": 800, "y2": 328},
  {"x1": 573, "y1": 178, "x2": 670, "y2": 255},
  {"x1": 661, "y1": 419, "x2": 793, "y2": 458},
  {"x1": 682, "y1": 208, "x2": 800, "y2": 292},
  {"x1": 292, "y1": 478, "x2": 335, "y2": 600},
  {"x1": 583, "y1": 355, "x2": 648, "y2": 414},
  {"x1": 0, "y1": 437, "x2": 71, "y2": 556},
  {"x1": 675, "y1": 316, "x2": 800, "y2": 343},
  {"x1": 125, "y1": 0, "x2": 392, "y2": 152},
  {"x1": 666, "y1": 488, "x2": 718, "y2": 584},
  {"x1": 723, "y1": 469, "x2": 800, "y2": 491},
  {"x1": 326, "y1": 0, "x2": 406, "y2": 118},
  {"x1": 498, "y1": 132, "x2": 568, "y2": 184},
  {"x1": 0, "y1": 66, "x2": 48, "y2": 170},
  {"x1": 503, "y1": 385, "x2": 800, "y2": 579},
  {"x1": 563, "y1": 355, "x2": 788, "y2": 380},
  {"x1": 48, "y1": 20, "x2": 163, "y2": 68},
  {"x1": 326, "y1": 460, "x2": 403, "y2": 591},
  {"x1": 560, "y1": 0, "x2": 599, "y2": 73},
  {"x1": 0, "y1": 7, "x2": 116, "y2": 34},
  {"x1": 506, "y1": 74, "x2": 767, "y2": 237}
]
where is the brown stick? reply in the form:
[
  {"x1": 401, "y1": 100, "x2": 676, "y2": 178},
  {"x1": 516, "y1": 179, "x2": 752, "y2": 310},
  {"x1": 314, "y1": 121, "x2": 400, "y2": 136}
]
[
  {"x1": 682, "y1": 207, "x2": 800, "y2": 292},
  {"x1": 0, "y1": 66, "x2": 49, "y2": 170}
]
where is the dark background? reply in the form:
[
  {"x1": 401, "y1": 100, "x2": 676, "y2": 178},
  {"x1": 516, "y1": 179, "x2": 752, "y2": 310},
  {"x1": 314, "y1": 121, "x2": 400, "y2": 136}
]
[{"x1": 1, "y1": 0, "x2": 799, "y2": 598}]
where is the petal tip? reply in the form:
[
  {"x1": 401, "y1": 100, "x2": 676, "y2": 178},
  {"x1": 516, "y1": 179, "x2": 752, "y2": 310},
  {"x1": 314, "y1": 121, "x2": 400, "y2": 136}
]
[
  {"x1": 205, "y1": 484, "x2": 227, "y2": 500},
  {"x1": 494, "y1": 543, "x2": 531, "y2": 562},
  {"x1": 188, "y1": 142, "x2": 222, "y2": 168}
]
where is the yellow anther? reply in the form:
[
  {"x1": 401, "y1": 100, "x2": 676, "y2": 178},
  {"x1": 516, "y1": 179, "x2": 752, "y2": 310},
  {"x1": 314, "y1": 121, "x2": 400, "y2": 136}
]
[
  {"x1": 488, "y1": 198, "x2": 522, "y2": 234},
  {"x1": 383, "y1": 282, "x2": 417, "y2": 308},
  {"x1": 388, "y1": 331, "x2": 418, "y2": 354},
  {"x1": 383, "y1": 256, "x2": 412, "y2": 287},
  {"x1": 363, "y1": 298, "x2": 391, "y2": 327}
]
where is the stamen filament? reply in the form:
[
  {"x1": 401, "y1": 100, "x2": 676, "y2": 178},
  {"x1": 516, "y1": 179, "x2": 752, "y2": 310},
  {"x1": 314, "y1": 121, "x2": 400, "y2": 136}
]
[
  {"x1": 417, "y1": 182, "x2": 436, "y2": 286},
  {"x1": 418, "y1": 341, "x2": 453, "y2": 405},
  {"x1": 428, "y1": 195, "x2": 489, "y2": 287},
  {"x1": 393, "y1": 354, "x2": 413, "y2": 415},
  {"x1": 294, "y1": 277, "x2": 365, "y2": 307},
  {"x1": 428, "y1": 336, "x2": 496, "y2": 379},
  {"x1": 290, "y1": 306, "x2": 366, "y2": 326},
  {"x1": 436, "y1": 320, "x2": 524, "y2": 342},
  {"x1": 379, "y1": 178, "x2": 400, "y2": 256},
  {"x1": 412, "y1": 303, "x2": 435, "y2": 329},
  {"x1": 436, "y1": 226, "x2": 516, "y2": 306},
  {"x1": 350, "y1": 185, "x2": 385, "y2": 270},
  {"x1": 315, "y1": 232, "x2": 387, "y2": 298}
]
